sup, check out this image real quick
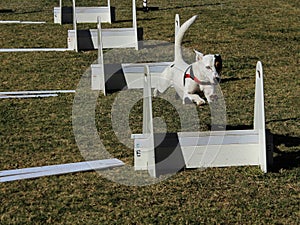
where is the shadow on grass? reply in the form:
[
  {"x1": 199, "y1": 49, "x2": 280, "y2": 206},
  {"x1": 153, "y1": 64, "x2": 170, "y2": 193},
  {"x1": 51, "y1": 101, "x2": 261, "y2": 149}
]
[
  {"x1": 1, "y1": 10, "x2": 46, "y2": 15},
  {"x1": 271, "y1": 134, "x2": 300, "y2": 172},
  {"x1": 135, "y1": 2, "x2": 224, "y2": 13},
  {"x1": 113, "y1": 17, "x2": 156, "y2": 24},
  {"x1": 158, "y1": 3, "x2": 224, "y2": 11},
  {"x1": 220, "y1": 76, "x2": 249, "y2": 83},
  {"x1": 0, "y1": 9, "x2": 14, "y2": 13},
  {"x1": 136, "y1": 7, "x2": 160, "y2": 12}
]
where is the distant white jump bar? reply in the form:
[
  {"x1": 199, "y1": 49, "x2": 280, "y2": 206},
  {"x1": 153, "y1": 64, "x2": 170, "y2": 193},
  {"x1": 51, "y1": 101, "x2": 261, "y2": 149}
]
[
  {"x1": 0, "y1": 159, "x2": 125, "y2": 182},
  {"x1": 0, "y1": 20, "x2": 46, "y2": 24},
  {"x1": 0, "y1": 94, "x2": 58, "y2": 99},
  {"x1": 0, "y1": 90, "x2": 75, "y2": 99},
  {"x1": 0, "y1": 90, "x2": 76, "y2": 95},
  {"x1": 0, "y1": 48, "x2": 72, "y2": 52}
]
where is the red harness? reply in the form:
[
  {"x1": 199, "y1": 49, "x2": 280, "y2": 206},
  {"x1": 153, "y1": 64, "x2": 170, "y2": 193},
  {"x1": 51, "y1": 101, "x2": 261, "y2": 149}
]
[{"x1": 184, "y1": 65, "x2": 202, "y2": 85}]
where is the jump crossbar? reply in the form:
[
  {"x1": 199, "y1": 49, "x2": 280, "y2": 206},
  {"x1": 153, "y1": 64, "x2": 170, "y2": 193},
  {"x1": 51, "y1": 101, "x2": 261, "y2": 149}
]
[{"x1": 132, "y1": 62, "x2": 272, "y2": 177}]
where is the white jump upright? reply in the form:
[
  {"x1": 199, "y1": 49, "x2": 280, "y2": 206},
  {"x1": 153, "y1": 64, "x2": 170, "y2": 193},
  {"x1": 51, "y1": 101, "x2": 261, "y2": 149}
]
[
  {"x1": 68, "y1": 0, "x2": 138, "y2": 51},
  {"x1": 91, "y1": 17, "x2": 106, "y2": 93},
  {"x1": 131, "y1": 62, "x2": 273, "y2": 177},
  {"x1": 175, "y1": 14, "x2": 180, "y2": 37},
  {"x1": 54, "y1": 0, "x2": 112, "y2": 24}
]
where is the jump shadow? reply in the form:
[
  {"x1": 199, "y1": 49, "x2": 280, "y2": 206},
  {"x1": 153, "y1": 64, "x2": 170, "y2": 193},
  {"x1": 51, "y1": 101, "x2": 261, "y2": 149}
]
[
  {"x1": 136, "y1": 7, "x2": 160, "y2": 12},
  {"x1": 0, "y1": 9, "x2": 14, "y2": 13},
  {"x1": 271, "y1": 134, "x2": 300, "y2": 172},
  {"x1": 158, "y1": 3, "x2": 224, "y2": 11},
  {"x1": 2, "y1": 10, "x2": 45, "y2": 15},
  {"x1": 113, "y1": 17, "x2": 155, "y2": 23},
  {"x1": 136, "y1": 2, "x2": 223, "y2": 12},
  {"x1": 220, "y1": 76, "x2": 248, "y2": 84}
]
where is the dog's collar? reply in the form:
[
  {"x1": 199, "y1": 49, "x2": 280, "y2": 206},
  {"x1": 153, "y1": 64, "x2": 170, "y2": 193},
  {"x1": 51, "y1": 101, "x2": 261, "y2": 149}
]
[
  {"x1": 184, "y1": 65, "x2": 212, "y2": 85},
  {"x1": 184, "y1": 65, "x2": 202, "y2": 85}
]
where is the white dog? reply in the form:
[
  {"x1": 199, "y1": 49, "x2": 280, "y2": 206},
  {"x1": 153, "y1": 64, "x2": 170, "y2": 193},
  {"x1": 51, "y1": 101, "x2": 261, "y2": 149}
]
[{"x1": 154, "y1": 15, "x2": 222, "y2": 106}]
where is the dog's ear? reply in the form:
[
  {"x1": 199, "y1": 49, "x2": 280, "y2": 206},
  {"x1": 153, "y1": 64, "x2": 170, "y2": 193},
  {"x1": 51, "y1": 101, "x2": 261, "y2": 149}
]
[{"x1": 193, "y1": 49, "x2": 204, "y2": 61}]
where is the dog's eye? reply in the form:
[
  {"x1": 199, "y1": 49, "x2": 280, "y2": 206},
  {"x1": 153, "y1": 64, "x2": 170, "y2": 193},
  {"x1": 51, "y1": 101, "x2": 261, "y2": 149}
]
[{"x1": 206, "y1": 66, "x2": 212, "y2": 70}]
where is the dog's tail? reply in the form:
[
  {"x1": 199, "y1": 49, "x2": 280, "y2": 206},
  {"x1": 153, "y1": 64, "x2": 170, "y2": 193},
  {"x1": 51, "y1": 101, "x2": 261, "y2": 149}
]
[{"x1": 174, "y1": 15, "x2": 198, "y2": 63}]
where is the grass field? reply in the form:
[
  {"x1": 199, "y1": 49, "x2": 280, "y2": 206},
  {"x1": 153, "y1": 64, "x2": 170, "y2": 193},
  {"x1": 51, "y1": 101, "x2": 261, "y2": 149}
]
[{"x1": 0, "y1": 0, "x2": 299, "y2": 224}]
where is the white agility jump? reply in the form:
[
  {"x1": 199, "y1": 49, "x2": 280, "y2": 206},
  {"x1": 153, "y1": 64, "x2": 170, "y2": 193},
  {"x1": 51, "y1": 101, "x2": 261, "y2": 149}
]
[
  {"x1": 91, "y1": 39, "x2": 172, "y2": 93},
  {"x1": 68, "y1": 0, "x2": 138, "y2": 51},
  {"x1": 91, "y1": 31, "x2": 172, "y2": 94},
  {"x1": 54, "y1": 0, "x2": 112, "y2": 24},
  {"x1": 131, "y1": 62, "x2": 273, "y2": 177}
]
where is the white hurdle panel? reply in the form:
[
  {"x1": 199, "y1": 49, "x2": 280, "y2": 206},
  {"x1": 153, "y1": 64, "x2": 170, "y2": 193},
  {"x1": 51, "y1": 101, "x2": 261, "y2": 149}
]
[
  {"x1": 131, "y1": 62, "x2": 273, "y2": 177},
  {"x1": 54, "y1": 0, "x2": 112, "y2": 24},
  {"x1": 68, "y1": 0, "x2": 138, "y2": 51}
]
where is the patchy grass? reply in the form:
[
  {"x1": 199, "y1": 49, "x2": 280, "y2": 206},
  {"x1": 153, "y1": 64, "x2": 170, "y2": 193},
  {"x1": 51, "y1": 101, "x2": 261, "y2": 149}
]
[{"x1": 0, "y1": 0, "x2": 299, "y2": 224}]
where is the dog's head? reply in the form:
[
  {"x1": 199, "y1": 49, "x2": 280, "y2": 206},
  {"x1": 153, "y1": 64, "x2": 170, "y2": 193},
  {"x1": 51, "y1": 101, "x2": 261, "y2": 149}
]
[{"x1": 194, "y1": 50, "x2": 222, "y2": 84}]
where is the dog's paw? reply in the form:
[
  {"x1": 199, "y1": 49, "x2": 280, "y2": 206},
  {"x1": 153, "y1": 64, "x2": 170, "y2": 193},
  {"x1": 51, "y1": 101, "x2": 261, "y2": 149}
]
[
  {"x1": 209, "y1": 95, "x2": 219, "y2": 102},
  {"x1": 153, "y1": 89, "x2": 159, "y2": 97},
  {"x1": 196, "y1": 99, "x2": 206, "y2": 106}
]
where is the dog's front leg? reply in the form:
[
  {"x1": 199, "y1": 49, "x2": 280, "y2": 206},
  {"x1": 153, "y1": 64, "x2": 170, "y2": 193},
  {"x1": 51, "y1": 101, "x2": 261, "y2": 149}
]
[
  {"x1": 183, "y1": 80, "x2": 206, "y2": 106},
  {"x1": 202, "y1": 85, "x2": 218, "y2": 103},
  {"x1": 183, "y1": 93, "x2": 206, "y2": 106}
]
